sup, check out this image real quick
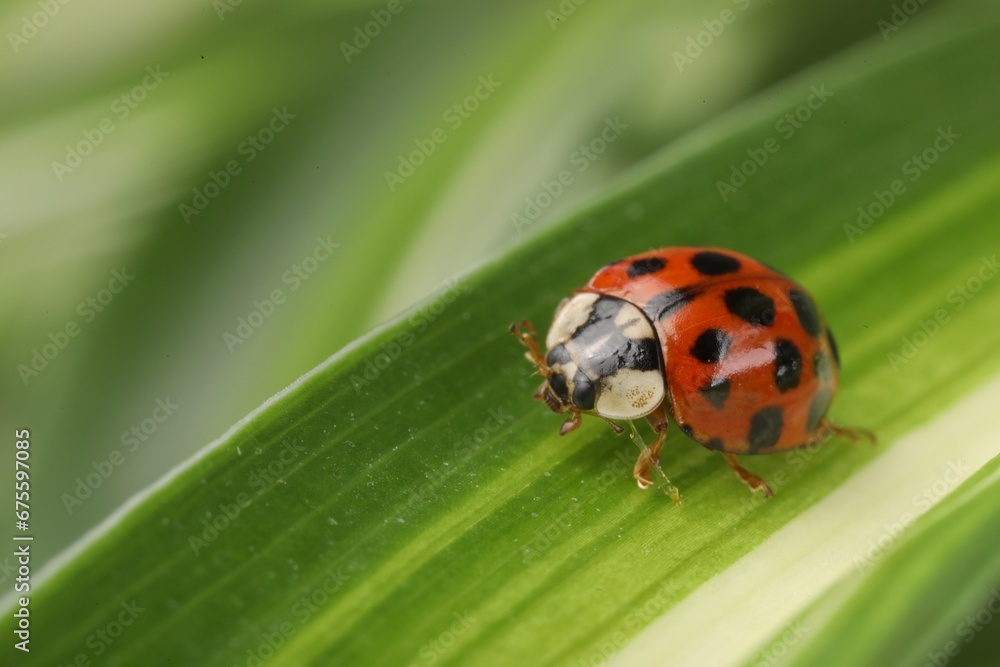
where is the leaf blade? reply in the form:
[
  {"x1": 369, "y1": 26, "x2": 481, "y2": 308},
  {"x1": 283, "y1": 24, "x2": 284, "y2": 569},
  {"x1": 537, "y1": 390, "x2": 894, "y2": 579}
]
[{"x1": 8, "y1": 6, "x2": 1000, "y2": 666}]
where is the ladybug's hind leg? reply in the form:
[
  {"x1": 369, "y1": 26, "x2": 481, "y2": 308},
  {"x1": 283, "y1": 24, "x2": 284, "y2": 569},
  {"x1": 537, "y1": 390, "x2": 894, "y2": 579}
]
[
  {"x1": 721, "y1": 453, "x2": 773, "y2": 497},
  {"x1": 815, "y1": 420, "x2": 877, "y2": 446},
  {"x1": 634, "y1": 403, "x2": 669, "y2": 489}
]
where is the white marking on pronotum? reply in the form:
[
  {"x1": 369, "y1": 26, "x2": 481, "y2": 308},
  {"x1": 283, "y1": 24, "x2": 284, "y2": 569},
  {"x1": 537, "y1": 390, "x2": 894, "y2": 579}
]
[{"x1": 546, "y1": 293, "x2": 599, "y2": 349}]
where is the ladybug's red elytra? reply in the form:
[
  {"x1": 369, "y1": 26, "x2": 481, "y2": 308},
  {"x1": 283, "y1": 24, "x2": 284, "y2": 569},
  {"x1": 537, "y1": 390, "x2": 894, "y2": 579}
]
[{"x1": 511, "y1": 247, "x2": 873, "y2": 496}]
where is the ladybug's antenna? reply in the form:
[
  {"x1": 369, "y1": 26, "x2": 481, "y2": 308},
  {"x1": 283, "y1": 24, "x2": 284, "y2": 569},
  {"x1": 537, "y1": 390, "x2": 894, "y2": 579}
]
[{"x1": 509, "y1": 321, "x2": 549, "y2": 376}]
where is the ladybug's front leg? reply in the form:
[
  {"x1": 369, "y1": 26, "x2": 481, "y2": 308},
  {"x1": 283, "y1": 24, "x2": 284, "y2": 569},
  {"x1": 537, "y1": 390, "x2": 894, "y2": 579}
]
[
  {"x1": 634, "y1": 402, "x2": 669, "y2": 489},
  {"x1": 559, "y1": 411, "x2": 582, "y2": 436}
]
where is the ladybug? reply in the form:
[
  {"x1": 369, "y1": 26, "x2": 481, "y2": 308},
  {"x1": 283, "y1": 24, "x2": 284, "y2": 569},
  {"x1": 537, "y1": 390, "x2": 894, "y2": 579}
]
[{"x1": 511, "y1": 247, "x2": 872, "y2": 496}]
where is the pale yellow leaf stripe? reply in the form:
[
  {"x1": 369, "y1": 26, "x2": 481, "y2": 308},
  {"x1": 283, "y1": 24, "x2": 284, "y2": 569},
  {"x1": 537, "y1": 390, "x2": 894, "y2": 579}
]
[{"x1": 607, "y1": 371, "x2": 1000, "y2": 667}]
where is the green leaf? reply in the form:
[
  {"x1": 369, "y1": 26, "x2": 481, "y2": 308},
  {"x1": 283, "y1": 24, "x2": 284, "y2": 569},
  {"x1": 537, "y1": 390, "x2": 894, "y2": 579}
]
[
  {"x1": 2, "y1": 0, "x2": 945, "y2": 570},
  {"x1": 768, "y1": 453, "x2": 1000, "y2": 667},
  {"x1": 608, "y1": 374, "x2": 1000, "y2": 666},
  {"x1": 7, "y1": 4, "x2": 1000, "y2": 666},
  {"x1": 8, "y1": 0, "x2": 842, "y2": 567}
]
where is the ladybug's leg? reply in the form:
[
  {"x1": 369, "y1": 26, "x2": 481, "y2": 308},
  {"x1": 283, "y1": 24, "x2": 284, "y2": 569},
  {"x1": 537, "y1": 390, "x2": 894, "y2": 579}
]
[
  {"x1": 634, "y1": 403, "x2": 669, "y2": 489},
  {"x1": 816, "y1": 420, "x2": 877, "y2": 445},
  {"x1": 509, "y1": 321, "x2": 549, "y2": 376},
  {"x1": 561, "y1": 412, "x2": 620, "y2": 438},
  {"x1": 597, "y1": 416, "x2": 625, "y2": 435},
  {"x1": 720, "y1": 454, "x2": 773, "y2": 497},
  {"x1": 559, "y1": 410, "x2": 582, "y2": 436}
]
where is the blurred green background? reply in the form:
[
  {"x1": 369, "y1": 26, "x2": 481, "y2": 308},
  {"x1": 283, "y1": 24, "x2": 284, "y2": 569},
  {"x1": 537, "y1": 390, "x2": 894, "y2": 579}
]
[{"x1": 0, "y1": 0, "x2": 967, "y2": 576}]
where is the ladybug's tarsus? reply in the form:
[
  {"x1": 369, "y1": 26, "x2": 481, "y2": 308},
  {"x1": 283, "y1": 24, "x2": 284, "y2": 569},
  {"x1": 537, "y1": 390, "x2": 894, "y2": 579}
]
[
  {"x1": 819, "y1": 420, "x2": 877, "y2": 446},
  {"x1": 600, "y1": 417, "x2": 625, "y2": 435},
  {"x1": 721, "y1": 453, "x2": 774, "y2": 497},
  {"x1": 559, "y1": 412, "x2": 582, "y2": 436},
  {"x1": 634, "y1": 404, "x2": 669, "y2": 489}
]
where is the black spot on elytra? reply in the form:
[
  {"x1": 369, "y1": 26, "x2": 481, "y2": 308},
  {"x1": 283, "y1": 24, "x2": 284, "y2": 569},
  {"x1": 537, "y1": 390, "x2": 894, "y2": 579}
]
[
  {"x1": 627, "y1": 256, "x2": 666, "y2": 278},
  {"x1": 699, "y1": 378, "x2": 731, "y2": 409},
  {"x1": 691, "y1": 250, "x2": 741, "y2": 276},
  {"x1": 826, "y1": 327, "x2": 841, "y2": 369},
  {"x1": 813, "y1": 350, "x2": 833, "y2": 383},
  {"x1": 644, "y1": 286, "x2": 698, "y2": 321},
  {"x1": 690, "y1": 328, "x2": 731, "y2": 364},
  {"x1": 705, "y1": 438, "x2": 725, "y2": 451},
  {"x1": 748, "y1": 407, "x2": 783, "y2": 451},
  {"x1": 572, "y1": 369, "x2": 595, "y2": 411},
  {"x1": 807, "y1": 387, "x2": 833, "y2": 433},
  {"x1": 724, "y1": 287, "x2": 776, "y2": 326},
  {"x1": 789, "y1": 289, "x2": 821, "y2": 337},
  {"x1": 774, "y1": 339, "x2": 803, "y2": 392}
]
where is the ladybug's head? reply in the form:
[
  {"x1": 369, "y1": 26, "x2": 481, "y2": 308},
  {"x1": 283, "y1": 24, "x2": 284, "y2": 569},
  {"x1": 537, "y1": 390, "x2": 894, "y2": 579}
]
[{"x1": 532, "y1": 361, "x2": 590, "y2": 415}]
